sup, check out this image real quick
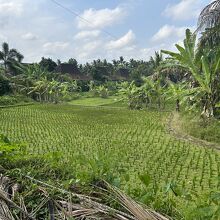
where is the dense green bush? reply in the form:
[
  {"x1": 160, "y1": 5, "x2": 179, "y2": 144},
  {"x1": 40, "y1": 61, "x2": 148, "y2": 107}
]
[
  {"x1": 0, "y1": 134, "x2": 25, "y2": 166},
  {"x1": 77, "y1": 80, "x2": 90, "y2": 92},
  {"x1": 0, "y1": 95, "x2": 32, "y2": 106}
]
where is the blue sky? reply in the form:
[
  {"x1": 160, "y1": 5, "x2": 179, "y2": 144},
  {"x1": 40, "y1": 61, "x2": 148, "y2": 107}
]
[{"x1": 0, "y1": 0, "x2": 211, "y2": 63}]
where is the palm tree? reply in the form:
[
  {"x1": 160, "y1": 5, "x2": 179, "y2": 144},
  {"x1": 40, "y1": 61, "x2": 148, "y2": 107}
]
[
  {"x1": 150, "y1": 51, "x2": 163, "y2": 70},
  {"x1": 112, "y1": 59, "x2": 118, "y2": 67},
  {"x1": 0, "y1": 42, "x2": 24, "y2": 72},
  {"x1": 197, "y1": 1, "x2": 220, "y2": 53},
  {"x1": 119, "y1": 56, "x2": 124, "y2": 65},
  {"x1": 197, "y1": 25, "x2": 220, "y2": 53},
  {"x1": 198, "y1": 0, "x2": 220, "y2": 31}
]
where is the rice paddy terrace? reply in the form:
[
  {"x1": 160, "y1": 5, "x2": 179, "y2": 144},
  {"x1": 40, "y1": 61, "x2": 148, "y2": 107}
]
[{"x1": 0, "y1": 103, "x2": 220, "y2": 208}]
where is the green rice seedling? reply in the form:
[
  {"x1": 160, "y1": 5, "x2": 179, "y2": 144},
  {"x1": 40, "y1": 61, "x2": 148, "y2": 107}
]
[{"x1": 1, "y1": 104, "x2": 220, "y2": 218}]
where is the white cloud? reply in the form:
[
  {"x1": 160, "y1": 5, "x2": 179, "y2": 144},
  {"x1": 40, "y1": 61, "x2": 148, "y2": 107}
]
[
  {"x1": 43, "y1": 42, "x2": 69, "y2": 54},
  {"x1": 74, "y1": 30, "x2": 101, "y2": 40},
  {"x1": 0, "y1": 0, "x2": 24, "y2": 16},
  {"x1": 75, "y1": 40, "x2": 103, "y2": 60},
  {"x1": 151, "y1": 25, "x2": 187, "y2": 42},
  {"x1": 76, "y1": 7, "x2": 127, "y2": 29},
  {"x1": 0, "y1": 33, "x2": 6, "y2": 41},
  {"x1": 0, "y1": 0, "x2": 159, "y2": 63},
  {"x1": 82, "y1": 41, "x2": 102, "y2": 52},
  {"x1": 149, "y1": 24, "x2": 197, "y2": 59},
  {"x1": 163, "y1": 0, "x2": 206, "y2": 21},
  {"x1": 22, "y1": 32, "x2": 38, "y2": 41},
  {"x1": 106, "y1": 30, "x2": 135, "y2": 50}
]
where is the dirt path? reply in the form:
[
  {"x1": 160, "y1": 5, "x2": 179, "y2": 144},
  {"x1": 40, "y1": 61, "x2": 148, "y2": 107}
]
[{"x1": 166, "y1": 112, "x2": 220, "y2": 151}]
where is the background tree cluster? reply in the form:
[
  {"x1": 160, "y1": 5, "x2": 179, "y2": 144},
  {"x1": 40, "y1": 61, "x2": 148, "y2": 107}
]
[{"x1": 0, "y1": 41, "x2": 164, "y2": 99}]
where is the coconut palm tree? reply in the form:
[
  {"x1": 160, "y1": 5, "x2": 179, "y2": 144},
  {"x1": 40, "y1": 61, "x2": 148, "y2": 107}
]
[
  {"x1": 198, "y1": 0, "x2": 220, "y2": 31},
  {"x1": 150, "y1": 51, "x2": 163, "y2": 70},
  {"x1": 197, "y1": 1, "x2": 220, "y2": 54},
  {"x1": 0, "y1": 42, "x2": 24, "y2": 72}
]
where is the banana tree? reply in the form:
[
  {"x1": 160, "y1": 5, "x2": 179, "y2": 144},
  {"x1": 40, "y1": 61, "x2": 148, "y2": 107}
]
[
  {"x1": 9, "y1": 74, "x2": 32, "y2": 95},
  {"x1": 118, "y1": 81, "x2": 147, "y2": 109},
  {"x1": 28, "y1": 77, "x2": 49, "y2": 102},
  {"x1": 15, "y1": 63, "x2": 47, "y2": 80},
  {"x1": 166, "y1": 82, "x2": 192, "y2": 112},
  {"x1": 59, "y1": 82, "x2": 69, "y2": 99},
  {"x1": 96, "y1": 85, "x2": 109, "y2": 98},
  {"x1": 118, "y1": 79, "x2": 165, "y2": 110},
  {"x1": 58, "y1": 81, "x2": 77, "y2": 100},
  {"x1": 142, "y1": 77, "x2": 165, "y2": 109},
  {"x1": 48, "y1": 79, "x2": 60, "y2": 103},
  {"x1": 162, "y1": 29, "x2": 220, "y2": 118},
  {"x1": 68, "y1": 80, "x2": 78, "y2": 93}
]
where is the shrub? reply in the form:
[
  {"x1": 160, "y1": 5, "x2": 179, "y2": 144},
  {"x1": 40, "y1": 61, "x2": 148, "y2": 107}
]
[
  {"x1": 0, "y1": 134, "x2": 25, "y2": 166},
  {"x1": 0, "y1": 95, "x2": 33, "y2": 106}
]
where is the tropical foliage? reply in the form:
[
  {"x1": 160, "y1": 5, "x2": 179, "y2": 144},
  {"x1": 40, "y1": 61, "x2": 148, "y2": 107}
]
[{"x1": 162, "y1": 29, "x2": 220, "y2": 118}]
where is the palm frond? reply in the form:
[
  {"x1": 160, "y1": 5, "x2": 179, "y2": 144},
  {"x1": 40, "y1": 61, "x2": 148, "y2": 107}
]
[
  {"x1": 0, "y1": 51, "x2": 4, "y2": 60},
  {"x1": 198, "y1": 0, "x2": 220, "y2": 30},
  {"x1": 0, "y1": 175, "x2": 15, "y2": 220},
  {"x1": 2, "y1": 43, "x2": 9, "y2": 56},
  {"x1": 106, "y1": 182, "x2": 170, "y2": 220}
]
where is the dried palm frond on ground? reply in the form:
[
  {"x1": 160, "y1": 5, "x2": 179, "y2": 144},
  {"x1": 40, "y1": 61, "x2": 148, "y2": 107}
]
[
  {"x1": 0, "y1": 175, "x2": 15, "y2": 220},
  {"x1": 106, "y1": 182, "x2": 169, "y2": 220},
  {"x1": 0, "y1": 174, "x2": 171, "y2": 220},
  {"x1": 0, "y1": 174, "x2": 35, "y2": 220}
]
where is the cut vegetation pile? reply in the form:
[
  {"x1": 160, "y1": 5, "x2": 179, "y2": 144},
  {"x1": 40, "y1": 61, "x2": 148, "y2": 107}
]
[{"x1": 0, "y1": 174, "x2": 169, "y2": 220}]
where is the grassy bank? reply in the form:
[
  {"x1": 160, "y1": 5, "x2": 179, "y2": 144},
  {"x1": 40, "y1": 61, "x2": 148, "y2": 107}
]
[
  {"x1": 179, "y1": 112, "x2": 220, "y2": 145},
  {"x1": 0, "y1": 95, "x2": 33, "y2": 106}
]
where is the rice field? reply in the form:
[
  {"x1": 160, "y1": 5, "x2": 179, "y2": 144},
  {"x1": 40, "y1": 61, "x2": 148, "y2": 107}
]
[{"x1": 0, "y1": 104, "x2": 220, "y2": 207}]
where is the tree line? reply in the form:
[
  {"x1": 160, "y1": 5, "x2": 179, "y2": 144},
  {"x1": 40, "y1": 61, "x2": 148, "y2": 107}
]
[{"x1": 0, "y1": 41, "x2": 165, "y2": 102}]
